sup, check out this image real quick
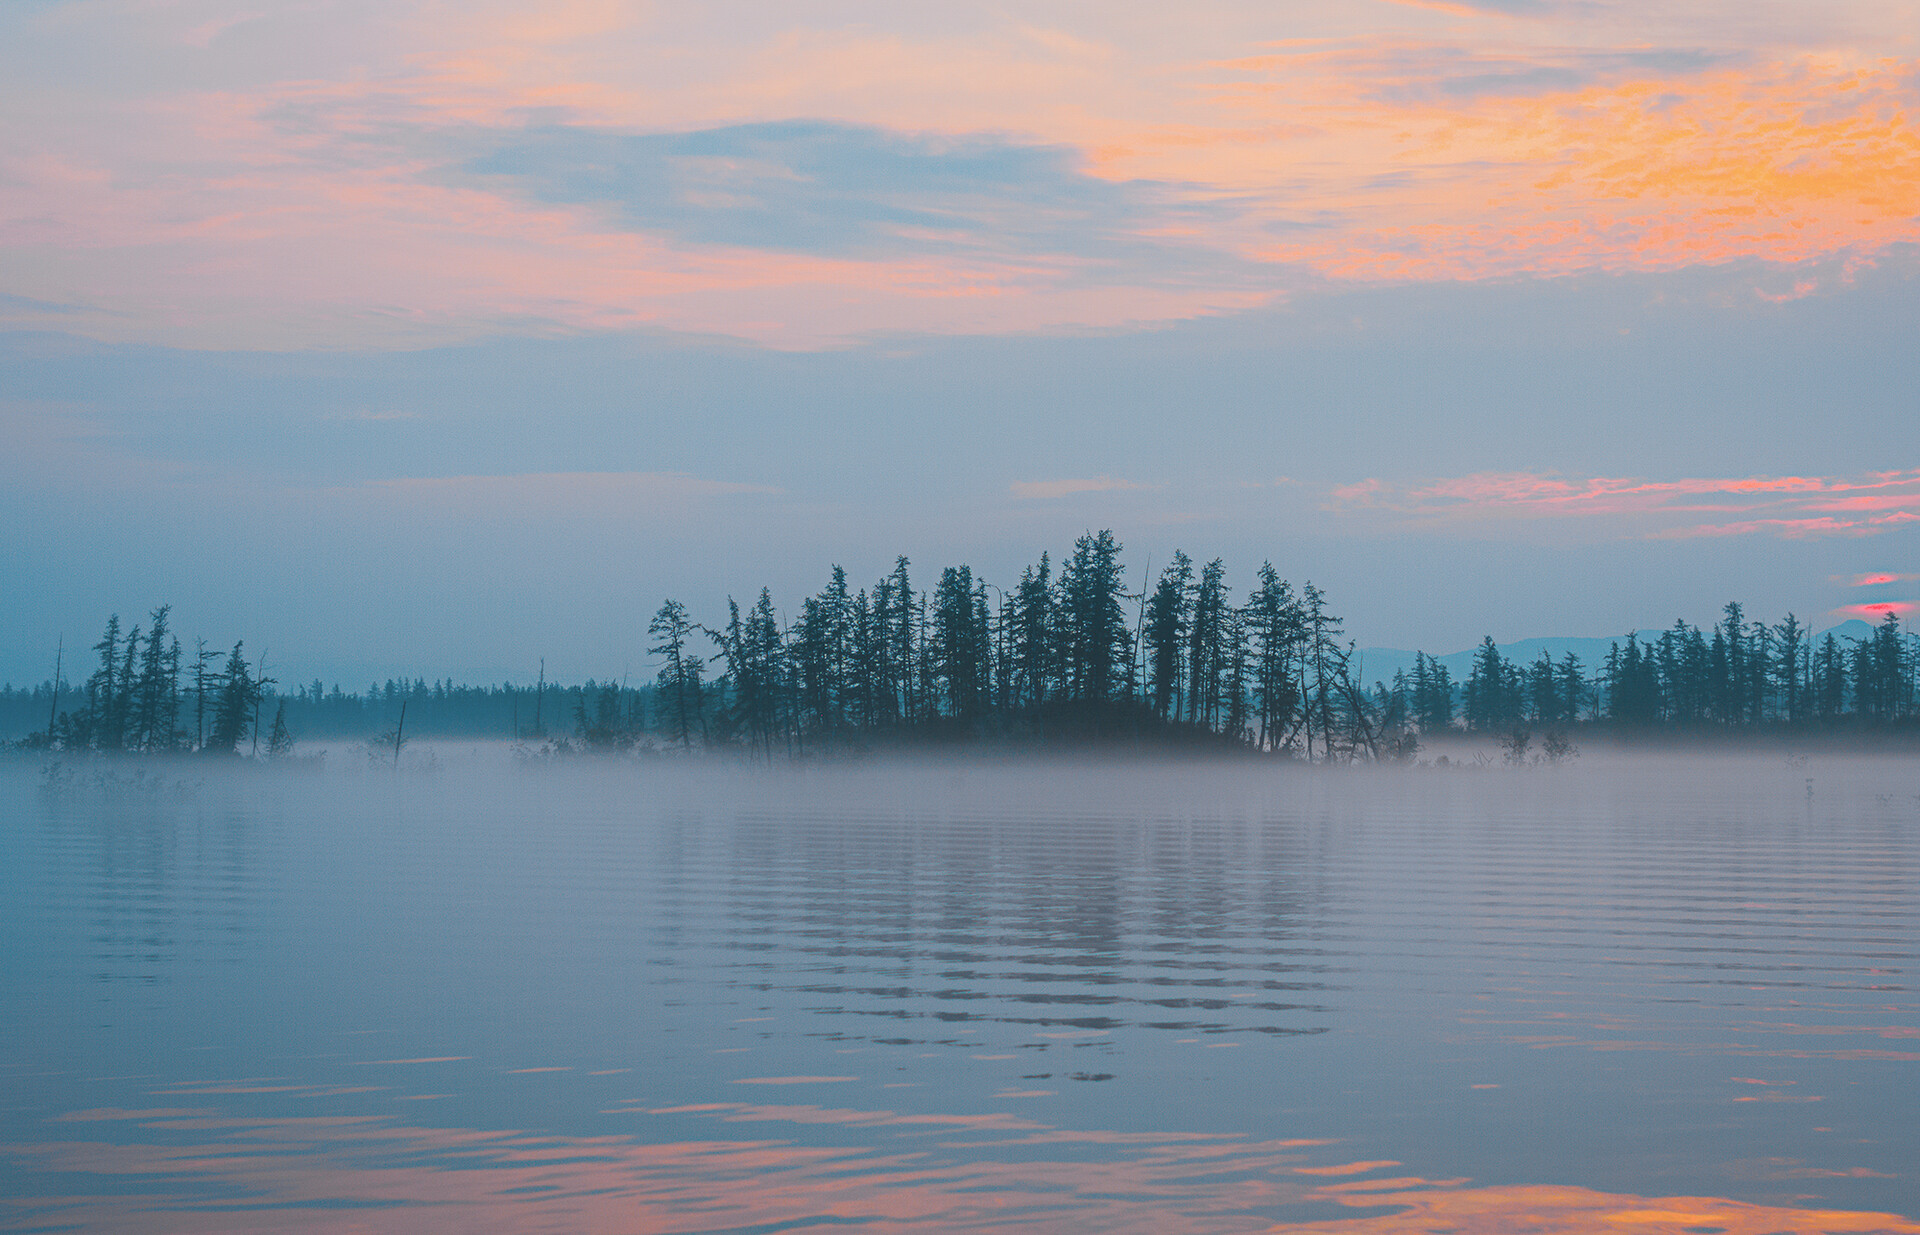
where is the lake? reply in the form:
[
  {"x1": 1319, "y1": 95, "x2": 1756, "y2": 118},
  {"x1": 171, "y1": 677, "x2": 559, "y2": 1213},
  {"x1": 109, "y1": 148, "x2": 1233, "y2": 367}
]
[{"x1": 2, "y1": 751, "x2": 1916, "y2": 1233}]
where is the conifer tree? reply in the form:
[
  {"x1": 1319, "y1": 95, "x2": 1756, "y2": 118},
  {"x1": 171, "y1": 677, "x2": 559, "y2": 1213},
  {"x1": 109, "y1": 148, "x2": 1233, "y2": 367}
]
[
  {"x1": 847, "y1": 588, "x2": 880, "y2": 730},
  {"x1": 1299, "y1": 583, "x2": 1342, "y2": 758},
  {"x1": 1407, "y1": 652, "x2": 1455, "y2": 733},
  {"x1": 207, "y1": 642, "x2": 258, "y2": 754},
  {"x1": 1812, "y1": 632, "x2": 1846, "y2": 720},
  {"x1": 1144, "y1": 552, "x2": 1192, "y2": 720},
  {"x1": 1009, "y1": 553, "x2": 1056, "y2": 709},
  {"x1": 1772, "y1": 614, "x2": 1807, "y2": 725},
  {"x1": 650, "y1": 599, "x2": 703, "y2": 750},
  {"x1": 130, "y1": 605, "x2": 178, "y2": 751},
  {"x1": 1058, "y1": 531, "x2": 1129, "y2": 702},
  {"x1": 1555, "y1": 652, "x2": 1586, "y2": 725},
  {"x1": 931, "y1": 565, "x2": 992, "y2": 721},
  {"x1": 1245, "y1": 563, "x2": 1301, "y2": 749},
  {"x1": 1465, "y1": 637, "x2": 1508, "y2": 732},
  {"x1": 1187, "y1": 558, "x2": 1229, "y2": 726},
  {"x1": 81, "y1": 614, "x2": 122, "y2": 751},
  {"x1": 887, "y1": 557, "x2": 916, "y2": 723}
]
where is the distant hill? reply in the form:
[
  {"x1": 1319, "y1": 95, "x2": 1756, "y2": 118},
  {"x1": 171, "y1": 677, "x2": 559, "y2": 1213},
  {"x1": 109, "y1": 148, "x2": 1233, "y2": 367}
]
[{"x1": 1355, "y1": 619, "x2": 1898, "y2": 690}]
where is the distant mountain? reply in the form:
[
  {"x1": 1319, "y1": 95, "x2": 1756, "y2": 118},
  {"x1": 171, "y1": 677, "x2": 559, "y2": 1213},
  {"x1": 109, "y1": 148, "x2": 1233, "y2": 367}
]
[{"x1": 1355, "y1": 619, "x2": 1899, "y2": 689}]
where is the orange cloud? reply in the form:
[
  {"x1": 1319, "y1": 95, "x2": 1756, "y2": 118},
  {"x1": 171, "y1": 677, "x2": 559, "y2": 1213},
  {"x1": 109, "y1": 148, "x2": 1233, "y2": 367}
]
[{"x1": 1190, "y1": 55, "x2": 1920, "y2": 283}]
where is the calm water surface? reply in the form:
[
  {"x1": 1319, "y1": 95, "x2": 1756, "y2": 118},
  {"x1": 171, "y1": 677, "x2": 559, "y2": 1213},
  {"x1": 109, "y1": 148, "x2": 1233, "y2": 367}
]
[{"x1": 2, "y1": 752, "x2": 1916, "y2": 1233}]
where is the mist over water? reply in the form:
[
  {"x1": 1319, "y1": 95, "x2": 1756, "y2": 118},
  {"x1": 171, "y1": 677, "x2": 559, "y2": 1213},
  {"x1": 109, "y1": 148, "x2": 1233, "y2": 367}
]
[{"x1": 2, "y1": 752, "x2": 1916, "y2": 1232}]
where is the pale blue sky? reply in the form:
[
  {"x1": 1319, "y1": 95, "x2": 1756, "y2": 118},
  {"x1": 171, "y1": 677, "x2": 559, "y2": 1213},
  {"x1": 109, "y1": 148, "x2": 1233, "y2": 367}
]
[{"x1": 6, "y1": 256, "x2": 1917, "y2": 686}]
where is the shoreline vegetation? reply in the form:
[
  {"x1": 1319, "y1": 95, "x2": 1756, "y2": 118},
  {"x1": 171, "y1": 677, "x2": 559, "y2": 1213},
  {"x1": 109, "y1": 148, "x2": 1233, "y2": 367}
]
[{"x1": 6, "y1": 531, "x2": 1917, "y2": 765}]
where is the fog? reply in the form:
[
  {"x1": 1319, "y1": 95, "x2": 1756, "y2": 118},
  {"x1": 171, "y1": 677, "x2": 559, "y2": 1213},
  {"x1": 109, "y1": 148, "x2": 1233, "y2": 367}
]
[{"x1": 17, "y1": 740, "x2": 1910, "y2": 828}]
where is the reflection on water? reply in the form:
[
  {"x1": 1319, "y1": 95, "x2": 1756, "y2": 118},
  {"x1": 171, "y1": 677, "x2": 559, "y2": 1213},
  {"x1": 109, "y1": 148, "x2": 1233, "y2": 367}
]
[
  {"x1": 0, "y1": 754, "x2": 1915, "y2": 1232},
  {"x1": 10, "y1": 1105, "x2": 1920, "y2": 1234}
]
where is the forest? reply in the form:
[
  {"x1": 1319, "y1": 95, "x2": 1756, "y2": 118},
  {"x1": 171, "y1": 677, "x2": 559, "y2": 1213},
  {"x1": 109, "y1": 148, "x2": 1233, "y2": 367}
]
[{"x1": 5, "y1": 530, "x2": 1918, "y2": 761}]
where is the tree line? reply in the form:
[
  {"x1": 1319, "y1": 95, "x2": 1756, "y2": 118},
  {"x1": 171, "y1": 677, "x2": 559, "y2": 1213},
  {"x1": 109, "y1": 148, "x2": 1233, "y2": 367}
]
[
  {"x1": 1450, "y1": 603, "x2": 1916, "y2": 733},
  {"x1": 8, "y1": 533, "x2": 1918, "y2": 759}
]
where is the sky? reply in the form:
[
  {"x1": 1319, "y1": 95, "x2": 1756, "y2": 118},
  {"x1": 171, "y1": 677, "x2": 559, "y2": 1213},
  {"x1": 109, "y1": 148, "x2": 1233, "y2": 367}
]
[{"x1": 3, "y1": 0, "x2": 1918, "y2": 686}]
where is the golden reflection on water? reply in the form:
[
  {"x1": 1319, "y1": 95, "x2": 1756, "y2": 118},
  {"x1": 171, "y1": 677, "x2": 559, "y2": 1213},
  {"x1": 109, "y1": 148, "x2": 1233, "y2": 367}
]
[{"x1": 7, "y1": 1105, "x2": 1917, "y2": 1235}]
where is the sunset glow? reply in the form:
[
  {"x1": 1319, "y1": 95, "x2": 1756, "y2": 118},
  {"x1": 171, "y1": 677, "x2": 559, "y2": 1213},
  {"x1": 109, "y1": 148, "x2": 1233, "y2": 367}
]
[
  {"x1": 12, "y1": 1105, "x2": 1920, "y2": 1235},
  {"x1": 4, "y1": 1, "x2": 1918, "y2": 348}
]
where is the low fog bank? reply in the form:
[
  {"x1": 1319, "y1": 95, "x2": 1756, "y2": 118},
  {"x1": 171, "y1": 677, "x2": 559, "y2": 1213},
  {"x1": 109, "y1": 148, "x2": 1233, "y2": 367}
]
[{"x1": 7, "y1": 739, "x2": 1913, "y2": 826}]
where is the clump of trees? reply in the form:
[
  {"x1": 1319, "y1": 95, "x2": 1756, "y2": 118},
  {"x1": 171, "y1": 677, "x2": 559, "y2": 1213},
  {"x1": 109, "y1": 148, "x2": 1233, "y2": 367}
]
[
  {"x1": 657, "y1": 531, "x2": 1390, "y2": 760},
  {"x1": 17, "y1": 605, "x2": 280, "y2": 757}
]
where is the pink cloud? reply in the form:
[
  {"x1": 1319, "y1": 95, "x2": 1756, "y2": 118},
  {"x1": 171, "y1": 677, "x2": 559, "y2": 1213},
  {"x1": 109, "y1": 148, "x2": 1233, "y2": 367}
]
[
  {"x1": 1832, "y1": 601, "x2": 1917, "y2": 622},
  {"x1": 1328, "y1": 468, "x2": 1920, "y2": 540}
]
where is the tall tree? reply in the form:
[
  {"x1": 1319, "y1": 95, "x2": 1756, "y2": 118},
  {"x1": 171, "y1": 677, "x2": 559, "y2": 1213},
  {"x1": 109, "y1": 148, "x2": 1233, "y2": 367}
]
[
  {"x1": 1143, "y1": 552, "x2": 1192, "y2": 721},
  {"x1": 1856, "y1": 610, "x2": 1910, "y2": 721},
  {"x1": 930, "y1": 565, "x2": 993, "y2": 722},
  {"x1": 1008, "y1": 554, "x2": 1056, "y2": 709},
  {"x1": 1057, "y1": 530, "x2": 1129, "y2": 702},
  {"x1": 1527, "y1": 650, "x2": 1560, "y2": 727},
  {"x1": 887, "y1": 557, "x2": 918, "y2": 724},
  {"x1": 1245, "y1": 564, "x2": 1301, "y2": 750},
  {"x1": 1772, "y1": 613, "x2": 1807, "y2": 725},
  {"x1": 81, "y1": 613, "x2": 123, "y2": 751},
  {"x1": 1811, "y1": 632, "x2": 1846, "y2": 721},
  {"x1": 1299, "y1": 582, "x2": 1343, "y2": 758},
  {"x1": 1555, "y1": 652, "x2": 1587, "y2": 726},
  {"x1": 1464, "y1": 637, "x2": 1511, "y2": 732},
  {"x1": 129, "y1": 605, "x2": 180, "y2": 752},
  {"x1": 1187, "y1": 558, "x2": 1229, "y2": 726},
  {"x1": 1406, "y1": 653, "x2": 1451, "y2": 734},
  {"x1": 207, "y1": 642, "x2": 259, "y2": 754},
  {"x1": 650, "y1": 599, "x2": 704, "y2": 750}
]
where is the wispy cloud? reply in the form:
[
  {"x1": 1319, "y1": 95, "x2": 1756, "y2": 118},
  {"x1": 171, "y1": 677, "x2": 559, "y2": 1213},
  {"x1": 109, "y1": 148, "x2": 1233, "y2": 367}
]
[
  {"x1": 464, "y1": 121, "x2": 1229, "y2": 271},
  {"x1": 1837, "y1": 572, "x2": 1920, "y2": 587},
  {"x1": 0, "y1": 291, "x2": 105, "y2": 318},
  {"x1": 1328, "y1": 469, "x2": 1920, "y2": 539}
]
